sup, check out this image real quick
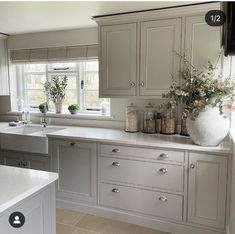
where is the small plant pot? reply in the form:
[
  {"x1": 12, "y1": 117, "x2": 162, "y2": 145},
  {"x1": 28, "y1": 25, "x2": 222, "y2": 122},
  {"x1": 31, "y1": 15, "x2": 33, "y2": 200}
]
[{"x1": 69, "y1": 109, "x2": 78, "y2": 114}]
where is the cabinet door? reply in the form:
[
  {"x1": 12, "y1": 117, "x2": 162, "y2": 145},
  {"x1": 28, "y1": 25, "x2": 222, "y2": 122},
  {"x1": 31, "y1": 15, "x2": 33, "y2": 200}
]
[
  {"x1": 188, "y1": 153, "x2": 227, "y2": 229},
  {"x1": 0, "y1": 185, "x2": 55, "y2": 234},
  {"x1": 26, "y1": 155, "x2": 50, "y2": 171},
  {"x1": 0, "y1": 38, "x2": 9, "y2": 95},
  {"x1": 185, "y1": 15, "x2": 221, "y2": 70},
  {"x1": 100, "y1": 23, "x2": 137, "y2": 97},
  {"x1": 140, "y1": 18, "x2": 181, "y2": 96},
  {"x1": 51, "y1": 140, "x2": 97, "y2": 203}
]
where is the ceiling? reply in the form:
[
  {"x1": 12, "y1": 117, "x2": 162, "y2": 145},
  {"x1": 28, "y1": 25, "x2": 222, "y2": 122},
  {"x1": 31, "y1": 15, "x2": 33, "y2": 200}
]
[{"x1": 0, "y1": 1, "x2": 199, "y2": 35}]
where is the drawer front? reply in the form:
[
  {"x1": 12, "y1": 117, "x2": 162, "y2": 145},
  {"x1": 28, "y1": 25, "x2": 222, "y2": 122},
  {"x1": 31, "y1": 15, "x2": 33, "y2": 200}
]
[
  {"x1": 100, "y1": 157, "x2": 184, "y2": 192},
  {"x1": 100, "y1": 144, "x2": 185, "y2": 162},
  {"x1": 99, "y1": 183, "x2": 183, "y2": 221}
]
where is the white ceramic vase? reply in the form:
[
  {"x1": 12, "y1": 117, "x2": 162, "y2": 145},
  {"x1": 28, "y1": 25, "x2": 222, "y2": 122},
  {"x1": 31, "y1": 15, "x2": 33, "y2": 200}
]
[
  {"x1": 54, "y1": 101, "x2": 63, "y2": 114},
  {"x1": 186, "y1": 107, "x2": 230, "y2": 146}
]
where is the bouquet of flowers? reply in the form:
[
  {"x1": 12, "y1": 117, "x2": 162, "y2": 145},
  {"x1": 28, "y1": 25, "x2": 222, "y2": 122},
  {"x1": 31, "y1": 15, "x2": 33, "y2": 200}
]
[{"x1": 162, "y1": 54, "x2": 235, "y2": 120}]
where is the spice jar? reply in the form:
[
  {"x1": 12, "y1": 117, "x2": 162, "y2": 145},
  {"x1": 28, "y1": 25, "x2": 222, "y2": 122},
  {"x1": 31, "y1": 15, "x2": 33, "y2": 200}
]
[
  {"x1": 161, "y1": 109, "x2": 176, "y2": 135},
  {"x1": 125, "y1": 103, "x2": 139, "y2": 132},
  {"x1": 143, "y1": 104, "x2": 156, "y2": 134},
  {"x1": 180, "y1": 111, "x2": 189, "y2": 136}
]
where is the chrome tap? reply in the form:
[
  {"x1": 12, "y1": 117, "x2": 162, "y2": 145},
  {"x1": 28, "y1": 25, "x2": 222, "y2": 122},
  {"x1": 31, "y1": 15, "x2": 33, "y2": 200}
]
[{"x1": 41, "y1": 103, "x2": 48, "y2": 128}]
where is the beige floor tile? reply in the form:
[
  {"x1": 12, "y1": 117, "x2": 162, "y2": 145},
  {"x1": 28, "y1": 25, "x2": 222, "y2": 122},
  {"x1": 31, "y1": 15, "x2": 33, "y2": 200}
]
[
  {"x1": 57, "y1": 223, "x2": 76, "y2": 234},
  {"x1": 72, "y1": 227, "x2": 101, "y2": 234},
  {"x1": 57, "y1": 208, "x2": 85, "y2": 226},
  {"x1": 76, "y1": 214, "x2": 170, "y2": 234}
]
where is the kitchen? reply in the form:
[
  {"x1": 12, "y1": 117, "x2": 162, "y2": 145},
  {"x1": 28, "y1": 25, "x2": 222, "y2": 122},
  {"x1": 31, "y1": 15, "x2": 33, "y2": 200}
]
[{"x1": 0, "y1": 1, "x2": 234, "y2": 234}]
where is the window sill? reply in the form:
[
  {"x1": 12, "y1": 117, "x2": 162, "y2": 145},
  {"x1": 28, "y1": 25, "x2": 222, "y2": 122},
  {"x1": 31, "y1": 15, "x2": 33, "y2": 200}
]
[{"x1": 6, "y1": 111, "x2": 114, "y2": 121}]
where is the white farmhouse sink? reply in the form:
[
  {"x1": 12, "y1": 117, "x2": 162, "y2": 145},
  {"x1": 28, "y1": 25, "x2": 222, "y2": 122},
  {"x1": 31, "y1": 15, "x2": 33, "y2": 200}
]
[{"x1": 0, "y1": 125, "x2": 65, "y2": 154}]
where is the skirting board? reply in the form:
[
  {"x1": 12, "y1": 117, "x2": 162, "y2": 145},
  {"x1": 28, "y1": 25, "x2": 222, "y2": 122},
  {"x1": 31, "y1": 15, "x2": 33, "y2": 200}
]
[{"x1": 56, "y1": 199, "x2": 226, "y2": 234}]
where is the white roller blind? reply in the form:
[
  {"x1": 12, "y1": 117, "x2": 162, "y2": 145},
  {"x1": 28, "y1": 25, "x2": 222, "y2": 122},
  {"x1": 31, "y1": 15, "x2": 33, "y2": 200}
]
[{"x1": 10, "y1": 44, "x2": 98, "y2": 63}]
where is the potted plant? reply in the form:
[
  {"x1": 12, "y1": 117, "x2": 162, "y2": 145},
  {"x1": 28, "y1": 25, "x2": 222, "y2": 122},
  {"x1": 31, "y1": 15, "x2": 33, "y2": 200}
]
[
  {"x1": 163, "y1": 54, "x2": 235, "y2": 146},
  {"x1": 68, "y1": 104, "x2": 80, "y2": 114},
  {"x1": 38, "y1": 103, "x2": 48, "y2": 113},
  {"x1": 43, "y1": 76, "x2": 68, "y2": 113}
]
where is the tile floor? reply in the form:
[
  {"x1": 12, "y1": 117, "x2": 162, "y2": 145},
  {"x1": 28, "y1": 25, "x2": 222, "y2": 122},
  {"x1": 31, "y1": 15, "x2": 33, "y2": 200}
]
[{"x1": 56, "y1": 208, "x2": 170, "y2": 234}]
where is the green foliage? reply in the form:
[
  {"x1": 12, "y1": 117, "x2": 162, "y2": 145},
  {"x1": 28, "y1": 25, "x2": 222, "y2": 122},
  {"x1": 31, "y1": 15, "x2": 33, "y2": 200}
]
[
  {"x1": 38, "y1": 102, "x2": 48, "y2": 113},
  {"x1": 68, "y1": 104, "x2": 80, "y2": 111},
  {"x1": 162, "y1": 53, "x2": 235, "y2": 119},
  {"x1": 43, "y1": 76, "x2": 68, "y2": 103}
]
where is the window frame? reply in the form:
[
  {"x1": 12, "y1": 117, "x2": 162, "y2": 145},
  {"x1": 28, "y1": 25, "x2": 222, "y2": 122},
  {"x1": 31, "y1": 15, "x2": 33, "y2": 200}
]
[{"x1": 19, "y1": 60, "x2": 107, "y2": 113}]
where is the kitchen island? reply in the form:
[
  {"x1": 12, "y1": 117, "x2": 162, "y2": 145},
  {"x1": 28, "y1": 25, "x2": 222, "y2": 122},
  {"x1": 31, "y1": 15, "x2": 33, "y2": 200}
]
[{"x1": 0, "y1": 165, "x2": 58, "y2": 234}]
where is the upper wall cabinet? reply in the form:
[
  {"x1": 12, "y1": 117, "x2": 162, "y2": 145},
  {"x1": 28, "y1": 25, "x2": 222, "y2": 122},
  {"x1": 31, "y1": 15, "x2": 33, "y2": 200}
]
[
  {"x1": 184, "y1": 15, "x2": 221, "y2": 69},
  {"x1": 94, "y1": 3, "x2": 220, "y2": 98},
  {"x1": 100, "y1": 23, "x2": 137, "y2": 96},
  {"x1": 140, "y1": 18, "x2": 181, "y2": 96},
  {"x1": 0, "y1": 37, "x2": 9, "y2": 95}
]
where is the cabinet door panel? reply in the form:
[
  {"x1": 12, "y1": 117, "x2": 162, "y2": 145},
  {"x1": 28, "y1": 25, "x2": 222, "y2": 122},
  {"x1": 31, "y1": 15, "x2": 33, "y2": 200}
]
[
  {"x1": 185, "y1": 15, "x2": 221, "y2": 69},
  {"x1": 100, "y1": 23, "x2": 137, "y2": 96},
  {"x1": 140, "y1": 18, "x2": 181, "y2": 96},
  {"x1": 188, "y1": 153, "x2": 227, "y2": 229},
  {"x1": 51, "y1": 140, "x2": 97, "y2": 203}
]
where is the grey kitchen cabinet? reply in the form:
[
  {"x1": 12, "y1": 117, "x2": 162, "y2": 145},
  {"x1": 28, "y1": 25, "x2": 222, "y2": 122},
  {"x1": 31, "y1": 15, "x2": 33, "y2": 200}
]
[
  {"x1": 0, "y1": 150, "x2": 50, "y2": 171},
  {"x1": 0, "y1": 36, "x2": 9, "y2": 95},
  {"x1": 139, "y1": 18, "x2": 181, "y2": 96},
  {"x1": 188, "y1": 152, "x2": 227, "y2": 229},
  {"x1": 95, "y1": 3, "x2": 221, "y2": 98},
  {"x1": 184, "y1": 14, "x2": 221, "y2": 69},
  {"x1": 99, "y1": 23, "x2": 137, "y2": 97},
  {"x1": 50, "y1": 139, "x2": 97, "y2": 203}
]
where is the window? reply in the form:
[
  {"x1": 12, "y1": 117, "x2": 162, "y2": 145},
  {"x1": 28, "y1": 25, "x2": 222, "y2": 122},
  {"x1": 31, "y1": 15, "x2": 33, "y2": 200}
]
[{"x1": 15, "y1": 60, "x2": 110, "y2": 114}]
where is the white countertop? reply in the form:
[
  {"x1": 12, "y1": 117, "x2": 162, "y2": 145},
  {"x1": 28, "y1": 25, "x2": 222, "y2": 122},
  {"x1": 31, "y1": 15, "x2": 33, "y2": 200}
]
[
  {"x1": 47, "y1": 126, "x2": 232, "y2": 154},
  {"x1": 0, "y1": 165, "x2": 58, "y2": 214}
]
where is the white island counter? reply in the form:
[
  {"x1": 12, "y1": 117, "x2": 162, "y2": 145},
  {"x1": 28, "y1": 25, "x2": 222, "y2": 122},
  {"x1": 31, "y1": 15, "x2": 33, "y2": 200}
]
[{"x1": 0, "y1": 165, "x2": 58, "y2": 234}]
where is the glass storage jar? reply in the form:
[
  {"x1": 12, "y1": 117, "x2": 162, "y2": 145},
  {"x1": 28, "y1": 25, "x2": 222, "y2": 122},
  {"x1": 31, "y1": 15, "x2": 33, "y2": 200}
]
[
  {"x1": 125, "y1": 103, "x2": 139, "y2": 132},
  {"x1": 161, "y1": 109, "x2": 176, "y2": 134},
  {"x1": 180, "y1": 111, "x2": 189, "y2": 136},
  {"x1": 143, "y1": 104, "x2": 156, "y2": 134}
]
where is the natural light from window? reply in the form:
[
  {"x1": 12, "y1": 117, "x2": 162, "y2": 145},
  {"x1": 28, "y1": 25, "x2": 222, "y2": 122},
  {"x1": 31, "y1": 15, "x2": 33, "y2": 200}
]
[{"x1": 13, "y1": 60, "x2": 110, "y2": 115}]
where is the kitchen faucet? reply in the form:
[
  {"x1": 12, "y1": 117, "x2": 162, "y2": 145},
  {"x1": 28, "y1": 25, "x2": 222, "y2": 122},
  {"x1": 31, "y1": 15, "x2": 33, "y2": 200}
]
[{"x1": 41, "y1": 103, "x2": 48, "y2": 128}]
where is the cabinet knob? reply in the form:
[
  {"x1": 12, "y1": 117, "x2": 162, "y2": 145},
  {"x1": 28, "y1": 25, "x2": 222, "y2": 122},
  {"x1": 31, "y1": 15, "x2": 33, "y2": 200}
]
[
  {"x1": 18, "y1": 162, "x2": 22, "y2": 167},
  {"x1": 190, "y1": 163, "x2": 195, "y2": 169},
  {"x1": 140, "y1": 81, "x2": 144, "y2": 87},
  {"x1": 158, "y1": 196, "x2": 168, "y2": 202},
  {"x1": 112, "y1": 188, "x2": 120, "y2": 193},
  {"x1": 112, "y1": 161, "x2": 120, "y2": 167},
  {"x1": 22, "y1": 161, "x2": 28, "y2": 168},
  {"x1": 70, "y1": 142, "x2": 76, "y2": 146},
  {"x1": 130, "y1": 82, "x2": 135, "y2": 87},
  {"x1": 159, "y1": 168, "x2": 168, "y2": 174},
  {"x1": 112, "y1": 148, "x2": 120, "y2": 153},
  {"x1": 159, "y1": 153, "x2": 169, "y2": 159}
]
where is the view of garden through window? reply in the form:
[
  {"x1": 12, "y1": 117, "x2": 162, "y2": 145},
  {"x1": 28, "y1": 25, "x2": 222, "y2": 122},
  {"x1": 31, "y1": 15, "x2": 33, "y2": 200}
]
[{"x1": 21, "y1": 61, "x2": 109, "y2": 113}]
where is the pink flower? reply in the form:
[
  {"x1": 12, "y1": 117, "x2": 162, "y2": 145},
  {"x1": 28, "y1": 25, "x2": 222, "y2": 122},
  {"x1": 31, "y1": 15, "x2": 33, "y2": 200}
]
[
  {"x1": 170, "y1": 100, "x2": 177, "y2": 108},
  {"x1": 194, "y1": 100, "x2": 204, "y2": 107},
  {"x1": 217, "y1": 82, "x2": 225, "y2": 90}
]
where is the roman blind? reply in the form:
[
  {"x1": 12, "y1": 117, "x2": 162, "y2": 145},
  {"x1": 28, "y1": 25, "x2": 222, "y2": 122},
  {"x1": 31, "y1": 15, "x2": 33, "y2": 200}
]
[{"x1": 10, "y1": 44, "x2": 98, "y2": 63}]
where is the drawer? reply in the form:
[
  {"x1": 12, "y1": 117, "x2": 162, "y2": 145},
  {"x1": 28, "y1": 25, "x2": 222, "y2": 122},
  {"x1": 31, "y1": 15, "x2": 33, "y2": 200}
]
[
  {"x1": 100, "y1": 144, "x2": 185, "y2": 162},
  {"x1": 99, "y1": 183, "x2": 183, "y2": 221},
  {"x1": 100, "y1": 157, "x2": 184, "y2": 192}
]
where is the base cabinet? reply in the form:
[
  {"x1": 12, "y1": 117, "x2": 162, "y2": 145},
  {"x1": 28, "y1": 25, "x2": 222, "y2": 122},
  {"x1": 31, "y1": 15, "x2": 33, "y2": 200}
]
[
  {"x1": 188, "y1": 153, "x2": 227, "y2": 229},
  {"x1": 51, "y1": 139, "x2": 97, "y2": 203},
  {"x1": 0, "y1": 184, "x2": 56, "y2": 234},
  {"x1": 0, "y1": 150, "x2": 49, "y2": 171}
]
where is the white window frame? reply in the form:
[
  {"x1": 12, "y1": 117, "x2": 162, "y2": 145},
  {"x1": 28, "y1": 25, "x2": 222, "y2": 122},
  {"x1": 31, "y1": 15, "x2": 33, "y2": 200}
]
[{"x1": 19, "y1": 60, "x2": 108, "y2": 113}]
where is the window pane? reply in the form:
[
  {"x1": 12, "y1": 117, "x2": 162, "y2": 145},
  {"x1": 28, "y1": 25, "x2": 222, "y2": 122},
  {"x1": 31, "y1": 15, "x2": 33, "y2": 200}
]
[
  {"x1": 48, "y1": 62, "x2": 76, "y2": 71},
  {"x1": 84, "y1": 61, "x2": 98, "y2": 72},
  {"x1": 83, "y1": 71, "x2": 99, "y2": 90},
  {"x1": 26, "y1": 74, "x2": 46, "y2": 89},
  {"x1": 48, "y1": 74, "x2": 77, "y2": 89},
  {"x1": 24, "y1": 64, "x2": 46, "y2": 72},
  {"x1": 26, "y1": 90, "x2": 46, "y2": 107},
  {"x1": 84, "y1": 91, "x2": 105, "y2": 108},
  {"x1": 63, "y1": 90, "x2": 78, "y2": 107}
]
